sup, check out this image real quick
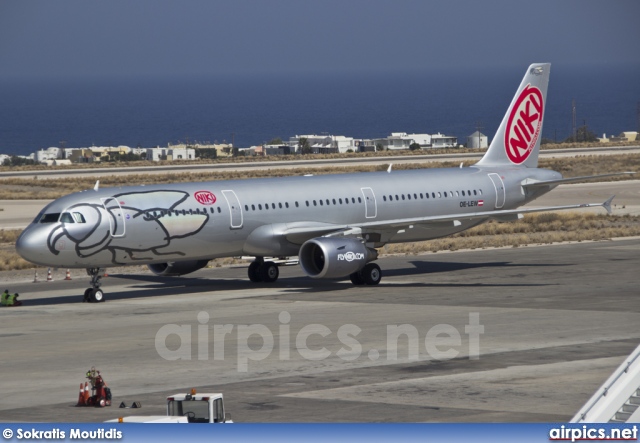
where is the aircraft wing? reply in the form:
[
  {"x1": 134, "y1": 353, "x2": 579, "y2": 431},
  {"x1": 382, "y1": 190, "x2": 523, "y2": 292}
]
[
  {"x1": 281, "y1": 196, "x2": 615, "y2": 243},
  {"x1": 522, "y1": 172, "x2": 634, "y2": 188}
]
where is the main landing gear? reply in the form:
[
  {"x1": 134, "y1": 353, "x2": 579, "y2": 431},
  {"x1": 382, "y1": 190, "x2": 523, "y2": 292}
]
[
  {"x1": 349, "y1": 262, "x2": 382, "y2": 286},
  {"x1": 84, "y1": 267, "x2": 106, "y2": 303},
  {"x1": 247, "y1": 258, "x2": 280, "y2": 283}
]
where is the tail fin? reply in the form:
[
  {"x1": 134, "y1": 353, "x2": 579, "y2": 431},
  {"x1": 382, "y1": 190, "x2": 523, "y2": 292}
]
[{"x1": 476, "y1": 63, "x2": 550, "y2": 168}]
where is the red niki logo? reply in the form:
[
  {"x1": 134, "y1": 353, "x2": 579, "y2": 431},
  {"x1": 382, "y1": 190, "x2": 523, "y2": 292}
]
[
  {"x1": 504, "y1": 84, "x2": 544, "y2": 164},
  {"x1": 194, "y1": 191, "x2": 217, "y2": 205}
]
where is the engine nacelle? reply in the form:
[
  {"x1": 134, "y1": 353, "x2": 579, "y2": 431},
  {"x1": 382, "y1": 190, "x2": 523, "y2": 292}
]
[
  {"x1": 147, "y1": 260, "x2": 209, "y2": 276},
  {"x1": 299, "y1": 237, "x2": 376, "y2": 279}
]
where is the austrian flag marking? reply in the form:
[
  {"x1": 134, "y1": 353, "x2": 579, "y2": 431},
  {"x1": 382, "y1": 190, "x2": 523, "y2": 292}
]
[
  {"x1": 194, "y1": 191, "x2": 217, "y2": 205},
  {"x1": 504, "y1": 84, "x2": 544, "y2": 164}
]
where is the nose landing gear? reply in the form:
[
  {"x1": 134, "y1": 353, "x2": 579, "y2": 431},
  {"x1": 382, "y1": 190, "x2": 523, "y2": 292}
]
[{"x1": 84, "y1": 268, "x2": 106, "y2": 303}]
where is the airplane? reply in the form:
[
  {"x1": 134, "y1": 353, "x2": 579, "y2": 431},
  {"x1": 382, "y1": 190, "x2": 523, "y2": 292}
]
[{"x1": 15, "y1": 63, "x2": 629, "y2": 302}]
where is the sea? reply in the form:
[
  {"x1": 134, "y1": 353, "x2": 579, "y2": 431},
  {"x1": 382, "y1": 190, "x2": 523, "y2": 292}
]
[{"x1": 0, "y1": 64, "x2": 639, "y2": 156}]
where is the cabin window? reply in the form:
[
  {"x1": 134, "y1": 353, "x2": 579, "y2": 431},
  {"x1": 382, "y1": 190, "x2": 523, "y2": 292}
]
[
  {"x1": 425, "y1": 193, "x2": 429, "y2": 199},
  {"x1": 265, "y1": 204, "x2": 269, "y2": 210},
  {"x1": 395, "y1": 195, "x2": 399, "y2": 201},
  {"x1": 401, "y1": 195, "x2": 405, "y2": 200},
  {"x1": 462, "y1": 191, "x2": 466, "y2": 196},
  {"x1": 319, "y1": 200, "x2": 323, "y2": 206},
  {"x1": 279, "y1": 203, "x2": 282, "y2": 209},
  {"x1": 38, "y1": 213, "x2": 61, "y2": 224},
  {"x1": 444, "y1": 192, "x2": 448, "y2": 197},
  {"x1": 258, "y1": 204, "x2": 262, "y2": 210},
  {"x1": 345, "y1": 198, "x2": 349, "y2": 204},
  {"x1": 244, "y1": 205, "x2": 249, "y2": 211},
  {"x1": 358, "y1": 197, "x2": 362, "y2": 203},
  {"x1": 332, "y1": 199, "x2": 336, "y2": 205},
  {"x1": 478, "y1": 189, "x2": 483, "y2": 195},
  {"x1": 473, "y1": 190, "x2": 477, "y2": 196},
  {"x1": 272, "y1": 203, "x2": 276, "y2": 209},
  {"x1": 383, "y1": 196, "x2": 387, "y2": 202},
  {"x1": 217, "y1": 207, "x2": 221, "y2": 213},
  {"x1": 352, "y1": 198, "x2": 356, "y2": 203},
  {"x1": 59, "y1": 213, "x2": 74, "y2": 223},
  {"x1": 72, "y1": 212, "x2": 86, "y2": 223},
  {"x1": 251, "y1": 204, "x2": 255, "y2": 211},
  {"x1": 437, "y1": 192, "x2": 442, "y2": 198},
  {"x1": 455, "y1": 191, "x2": 459, "y2": 197},
  {"x1": 339, "y1": 198, "x2": 343, "y2": 204},
  {"x1": 432, "y1": 192, "x2": 436, "y2": 198}
]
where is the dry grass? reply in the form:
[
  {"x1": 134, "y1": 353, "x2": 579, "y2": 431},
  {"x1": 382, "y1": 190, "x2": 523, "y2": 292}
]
[
  {"x1": 381, "y1": 213, "x2": 640, "y2": 255},
  {"x1": 1, "y1": 212, "x2": 638, "y2": 272}
]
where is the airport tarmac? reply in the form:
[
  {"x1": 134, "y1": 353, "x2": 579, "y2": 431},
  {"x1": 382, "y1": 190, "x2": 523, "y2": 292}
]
[{"x1": 0, "y1": 238, "x2": 638, "y2": 423}]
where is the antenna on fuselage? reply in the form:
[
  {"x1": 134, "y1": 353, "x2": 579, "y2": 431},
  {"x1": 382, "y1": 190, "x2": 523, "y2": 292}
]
[{"x1": 94, "y1": 180, "x2": 100, "y2": 191}]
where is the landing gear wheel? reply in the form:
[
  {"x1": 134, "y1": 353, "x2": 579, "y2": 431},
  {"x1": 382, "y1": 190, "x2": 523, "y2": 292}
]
[
  {"x1": 362, "y1": 263, "x2": 382, "y2": 285},
  {"x1": 349, "y1": 271, "x2": 365, "y2": 285},
  {"x1": 258, "y1": 261, "x2": 279, "y2": 283},
  {"x1": 84, "y1": 267, "x2": 106, "y2": 303},
  {"x1": 88, "y1": 289, "x2": 105, "y2": 303},
  {"x1": 248, "y1": 261, "x2": 262, "y2": 283}
]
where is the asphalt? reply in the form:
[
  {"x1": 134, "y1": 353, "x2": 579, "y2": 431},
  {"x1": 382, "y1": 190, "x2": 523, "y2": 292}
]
[{"x1": 0, "y1": 238, "x2": 638, "y2": 423}]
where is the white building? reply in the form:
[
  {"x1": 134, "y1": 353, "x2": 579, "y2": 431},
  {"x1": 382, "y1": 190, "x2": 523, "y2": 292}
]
[
  {"x1": 466, "y1": 131, "x2": 488, "y2": 149},
  {"x1": 431, "y1": 133, "x2": 458, "y2": 148},
  {"x1": 35, "y1": 147, "x2": 63, "y2": 163},
  {"x1": 373, "y1": 132, "x2": 433, "y2": 150},
  {"x1": 288, "y1": 135, "x2": 356, "y2": 154},
  {"x1": 145, "y1": 147, "x2": 195, "y2": 161}
]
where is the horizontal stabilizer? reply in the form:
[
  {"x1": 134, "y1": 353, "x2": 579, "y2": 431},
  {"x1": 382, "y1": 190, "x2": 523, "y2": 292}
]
[{"x1": 522, "y1": 172, "x2": 635, "y2": 188}]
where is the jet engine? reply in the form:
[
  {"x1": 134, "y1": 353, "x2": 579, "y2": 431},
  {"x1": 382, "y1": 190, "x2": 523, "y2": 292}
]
[
  {"x1": 147, "y1": 260, "x2": 210, "y2": 276},
  {"x1": 299, "y1": 237, "x2": 377, "y2": 279}
]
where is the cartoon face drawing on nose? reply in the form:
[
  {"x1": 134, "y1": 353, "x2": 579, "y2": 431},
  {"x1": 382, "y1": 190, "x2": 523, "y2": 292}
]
[{"x1": 47, "y1": 190, "x2": 210, "y2": 265}]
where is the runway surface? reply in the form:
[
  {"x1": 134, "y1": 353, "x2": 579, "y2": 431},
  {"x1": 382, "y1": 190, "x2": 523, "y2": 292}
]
[{"x1": 1, "y1": 238, "x2": 638, "y2": 422}]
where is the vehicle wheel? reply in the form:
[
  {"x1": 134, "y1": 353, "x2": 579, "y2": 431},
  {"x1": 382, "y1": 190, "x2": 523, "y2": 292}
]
[
  {"x1": 83, "y1": 288, "x2": 92, "y2": 302},
  {"x1": 248, "y1": 261, "x2": 262, "y2": 282},
  {"x1": 89, "y1": 289, "x2": 105, "y2": 303},
  {"x1": 362, "y1": 263, "x2": 382, "y2": 285},
  {"x1": 349, "y1": 271, "x2": 365, "y2": 285},
  {"x1": 259, "y1": 262, "x2": 279, "y2": 283}
]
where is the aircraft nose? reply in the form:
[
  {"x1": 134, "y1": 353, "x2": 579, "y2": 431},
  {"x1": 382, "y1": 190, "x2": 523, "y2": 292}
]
[{"x1": 16, "y1": 228, "x2": 48, "y2": 265}]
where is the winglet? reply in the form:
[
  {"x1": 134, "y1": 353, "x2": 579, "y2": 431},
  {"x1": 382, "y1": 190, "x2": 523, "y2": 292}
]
[
  {"x1": 94, "y1": 180, "x2": 100, "y2": 191},
  {"x1": 603, "y1": 195, "x2": 615, "y2": 215}
]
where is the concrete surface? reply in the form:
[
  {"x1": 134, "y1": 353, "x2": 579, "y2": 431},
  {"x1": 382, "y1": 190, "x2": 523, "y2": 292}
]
[{"x1": 0, "y1": 238, "x2": 638, "y2": 423}]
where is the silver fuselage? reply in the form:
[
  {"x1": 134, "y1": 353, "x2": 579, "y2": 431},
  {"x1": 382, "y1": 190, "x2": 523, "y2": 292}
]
[{"x1": 16, "y1": 165, "x2": 560, "y2": 268}]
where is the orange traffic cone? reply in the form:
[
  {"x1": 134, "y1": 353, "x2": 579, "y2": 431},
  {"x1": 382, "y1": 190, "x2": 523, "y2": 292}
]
[
  {"x1": 46, "y1": 268, "x2": 53, "y2": 282},
  {"x1": 65, "y1": 269, "x2": 72, "y2": 280},
  {"x1": 33, "y1": 270, "x2": 39, "y2": 283},
  {"x1": 76, "y1": 383, "x2": 85, "y2": 406},
  {"x1": 83, "y1": 382, "x2": 91, "y2": 404}
]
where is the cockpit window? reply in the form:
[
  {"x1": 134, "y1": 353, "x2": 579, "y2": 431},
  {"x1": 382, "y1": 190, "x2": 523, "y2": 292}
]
[
  {"x1": 72, "y1": 212, "x2": 86, "y2": 223},
  {"x1": 59, "y1": 213, "x2": 75, "y2": 223},
  {"x1": 38, "y1": 213, "x2": 61, "y2": 224}
]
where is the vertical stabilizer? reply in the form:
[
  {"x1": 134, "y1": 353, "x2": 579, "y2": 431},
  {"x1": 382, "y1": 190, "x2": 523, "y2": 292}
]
[{"x1": 476, "y1": 63, "x2": 550, "y2": 168}]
